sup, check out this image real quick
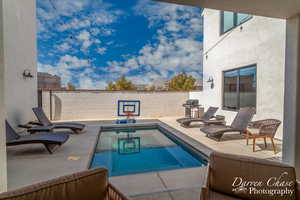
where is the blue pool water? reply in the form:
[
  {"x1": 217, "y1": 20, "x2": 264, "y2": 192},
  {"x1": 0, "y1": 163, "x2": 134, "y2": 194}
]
[{"x1": 90, "y1": 128, "x2": 206, "y2": 176}]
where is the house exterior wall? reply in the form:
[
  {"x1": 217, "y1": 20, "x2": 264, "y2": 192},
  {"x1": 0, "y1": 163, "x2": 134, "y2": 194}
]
[
  {"x1": 3, "y1": 0, "x2": 37, "y2": 128},
  {"x1": 0, "y1": 0, "x2": 6, "y2": 192},
  {"x1": 190, "y1": 9, "x2": 286, "y2": 139},
  {"x1": 41, "y1": 91, "x2": 189, "y2": 121},
  {"x1": 0, "y1": 0, "x2": 37, "y2": 191}
]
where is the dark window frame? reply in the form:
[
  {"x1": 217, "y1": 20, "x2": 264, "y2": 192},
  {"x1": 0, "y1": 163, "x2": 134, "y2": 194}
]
[
  {"x1": 220, "y1": 11, "x2": 253, "y2": 35},
  {"x1": 222, "y1": 64, "x2": 257, "y2": 112}
]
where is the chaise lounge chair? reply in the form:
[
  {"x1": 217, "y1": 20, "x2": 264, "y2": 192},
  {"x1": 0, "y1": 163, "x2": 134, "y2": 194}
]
[
  {"x1": 201, "y1": 151, "x2": 299, "y2": 200},
  {"x1": 29, "y1": 107, "x2": 85, "y2": 134},
  {"x1": 0, "y1": 167, "x2": 129, "y2": 200},
  {"x1": 176, "y1": 107, "x2": 219, "y2": 127},
  {"x1": 200, "y1": 108, "x2": 255, "y2": 141},
  {"x1": 6, "y1": 121, "x2": 69, "y2": 154}
]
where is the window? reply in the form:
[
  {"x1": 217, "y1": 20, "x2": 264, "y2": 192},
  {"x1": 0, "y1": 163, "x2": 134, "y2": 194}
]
[
  {"x1": 223, "y1": 65, "x2": 256, "y2": 111},
  {"x1": 220, "y1": 11, "x2": 252, "y2": 34}
]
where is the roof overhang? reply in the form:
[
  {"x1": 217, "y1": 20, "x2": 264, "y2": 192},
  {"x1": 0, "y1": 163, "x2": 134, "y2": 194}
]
[{"x1": 153, "y1": 0, "x2": 300, "y2": 19}]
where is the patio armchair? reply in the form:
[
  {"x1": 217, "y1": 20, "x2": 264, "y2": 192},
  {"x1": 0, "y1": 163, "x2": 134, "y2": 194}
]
[
  {"x1": 6, "y1": 121, "x2": 69, "y2": 154},
  {"x1": 29, "y1": 107, "x2": 85, "y2": 134},
  {"x1": 0, "y1": 167, "x2": 129, "y2": 200},
  {"x1": 201, "y1": 151, "x2": 300, "y2": 200},
  {"x1": 176, "y1": 107, "x2": 219, "y2": 127},
  {"x1": 200, "y1": 108, "x2": 255, "y2": 141},
  {"x1": 246, "y1": 119, "x2": 281, "y2": 153}
]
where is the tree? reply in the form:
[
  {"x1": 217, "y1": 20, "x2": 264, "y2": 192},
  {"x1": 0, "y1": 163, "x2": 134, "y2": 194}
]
[
  {"x1": 105, "y1": 76, "x2": 137, "y2": 90},
  {"x1": 147, "y1": 85, "x2": 156, "y2": 91},
  {"x1": 67, "y1": 82, "x2": 76, "y2": 90},
  {"x1": 168, "y1": 72, "x2": 196, "y2": 91}
]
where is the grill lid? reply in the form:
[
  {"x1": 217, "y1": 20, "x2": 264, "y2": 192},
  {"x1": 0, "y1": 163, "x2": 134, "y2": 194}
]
[{"x1": 185, "y1": 99, "x2": 199, "y2": 105}]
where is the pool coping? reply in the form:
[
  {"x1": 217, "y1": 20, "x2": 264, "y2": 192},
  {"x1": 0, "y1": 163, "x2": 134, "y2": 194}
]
[{"x1": 86, "y1": 119, "x2": 213, "y2": 172}]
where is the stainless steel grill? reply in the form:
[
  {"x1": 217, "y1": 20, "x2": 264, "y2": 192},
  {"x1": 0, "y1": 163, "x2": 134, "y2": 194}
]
[{"x1": 182, "y1": 99, "x2": 201, "y2": 118}]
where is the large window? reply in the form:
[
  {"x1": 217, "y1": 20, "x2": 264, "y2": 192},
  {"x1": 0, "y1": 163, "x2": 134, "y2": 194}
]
[
  {"x1": 221, "y1": 11, "x2": 252, "y2": 34},
  {"x1": 223, "y1": 65, "x2": 256, "y2": 111}
]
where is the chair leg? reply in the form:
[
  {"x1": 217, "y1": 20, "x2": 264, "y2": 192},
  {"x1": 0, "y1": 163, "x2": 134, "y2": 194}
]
[
  {"x1": 271, "y1": 138, "x2": 276, "y2": 154},
  {"x1": 253, "y1": 137, "x2": 256, "y2": 152},
  {"x1": 44, "y1": 144, "x2": 59, "y2": 154},
  {"x1": 72, "y1": 129, "x2": 81, "y2": 134},
  {"x1": 264, "y1": 137, "x2": 267, "y2": 148}
]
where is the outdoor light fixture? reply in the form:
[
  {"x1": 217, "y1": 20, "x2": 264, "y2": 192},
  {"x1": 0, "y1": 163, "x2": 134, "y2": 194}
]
[
  {"x1": 23, "y1": 69, "x2": 34, "y2": 78},
  {"x1": 207, "y1": 76, "x2": 214, "y2": 89}
]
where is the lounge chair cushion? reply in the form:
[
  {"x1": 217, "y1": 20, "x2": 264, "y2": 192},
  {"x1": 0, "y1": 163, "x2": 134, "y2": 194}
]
[
  {"x1": 177, "y1": 107, "x2": 218, "y2": 125},
  {"x1": 231, "y1": 108, "x2": 255, "y2": 130},
  {"x1": 178, "y1": 118, "x2": 204, "y2": 124},
  {"x1": 200, "y1": 125, "x2": 236, "y2": 136},
  {"x1": 32, "y1": 107, "x2": 53, "y2": 126},
  {"x1": 7, "y1": 132, "x2": 69, "y2": 145},
  {"x1": 176, "y1": 117, "x2": 194, "y2": 123},
  {"x1": 52, "y1": 122, "x2": 85, "y2": 130},
  {"x1": 0, "y1": 168, "x2": 108, "y2": 200},
  {"x1": 32, "y1": 107, "x2": 85, "y2": 131},
  {"x1": 209, "y1": 152, "x2": 296, "y2": 200}
]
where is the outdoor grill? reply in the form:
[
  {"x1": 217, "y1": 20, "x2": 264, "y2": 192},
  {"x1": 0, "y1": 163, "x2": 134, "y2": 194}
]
[{"x1": 182, "y1": 99, "x2": 202, "y2": 118}]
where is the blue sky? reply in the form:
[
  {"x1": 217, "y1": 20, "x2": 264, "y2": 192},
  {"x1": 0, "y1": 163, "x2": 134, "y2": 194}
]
[{"x1": 37, "y1": 0, "x2": 203, "y2": 89}]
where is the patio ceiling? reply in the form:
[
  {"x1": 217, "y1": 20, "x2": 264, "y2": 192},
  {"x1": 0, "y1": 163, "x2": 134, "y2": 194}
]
[{"x1": 153, "y1": 0, "x2": 300, "y2": 19}]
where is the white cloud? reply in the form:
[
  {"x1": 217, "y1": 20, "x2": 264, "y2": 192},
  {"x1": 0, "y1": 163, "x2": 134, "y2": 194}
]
[
  {"x1": 91, "y1": 27, "x2": 115, "y2": 37},
  {"x1": 57, "y1": 18, "x2": 91, "y2": 32},
  {"x1": 37, "y1": 0, "x2": 203, "y2": 89},
  {"x1": 49, "y1": 0, "x2": 89, "y2": 16},
  {"x1": 95, "y1": 39, "x2": 101, "y2": 44},
  {"x1": 77, "y1": 30, "x2": 90, "y2": 41},
  {"x1": 97, "y1": 47, "x2": 107, "y2": 55},
  {"x1": 59, "y1": 55, "x2": 90, "y2": 69},
  {"x1": 38, "y1": 63, "x2": 73, "y2": 86},
  {"x1": 133, "y1": 0, "x2": 203, "y2": 34},
  {"x1": 76, "y1": 30, "x2": 92, "y2": 50},
  {"x1": 37, "y1": 0, "x2": 122, "y2": 35},
  {"x1": 106, "y1": 61, "x2": 130, "y2": 74},
  {"x1": 100, "y1": 0, "x2": 203, "y2": 83},
  {"x1": 38, "y1": 57, "x2": 108, "y2": 89},
  {"x1": 78, "y1": 76, "x2": 107, "y2": 89},
  {"x1": 56, "y1": 42, "x2": 71, "y2": 52}
]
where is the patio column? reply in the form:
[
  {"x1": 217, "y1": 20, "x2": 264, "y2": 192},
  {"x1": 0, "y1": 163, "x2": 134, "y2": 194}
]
[
  {"x1": 0, "y1": 0, "x2": 7, "y2": 192},
  {"x1": 283, "y1": 14, "x2": 300, "y2": 177}
]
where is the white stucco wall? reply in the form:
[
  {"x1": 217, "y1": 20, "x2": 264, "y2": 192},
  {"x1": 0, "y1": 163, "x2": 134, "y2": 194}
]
[
  {"x1": 0, "y1": 0, "x2": 7, "y2": 192},
  {"x1": 0, "y1": 0, "x2": 37, "y2": 192},
  {"x1": 191, "y1": 9, "x2": 286, "y2": 139},
  {"x1": 41, "y1": 91, "x2": 189, "y2": 121},
  {"x1": 3, "y1": 0, "x2": 37, "y2": 128}
]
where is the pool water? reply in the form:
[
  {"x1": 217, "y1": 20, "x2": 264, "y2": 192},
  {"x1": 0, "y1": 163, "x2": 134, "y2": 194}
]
[{"x1": 90, "y1": 128, "x2": 207, "y2": 176}]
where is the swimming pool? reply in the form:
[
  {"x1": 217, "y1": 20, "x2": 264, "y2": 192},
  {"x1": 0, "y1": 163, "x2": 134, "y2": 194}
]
[{"x1": 90, "y1": 125, "x2": 207, "y2": 176}]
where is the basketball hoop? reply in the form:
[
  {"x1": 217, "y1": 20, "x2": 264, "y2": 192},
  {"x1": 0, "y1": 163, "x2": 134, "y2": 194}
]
[{"x1": 124, "y1": 111, "x2": 133, "y2": 119}]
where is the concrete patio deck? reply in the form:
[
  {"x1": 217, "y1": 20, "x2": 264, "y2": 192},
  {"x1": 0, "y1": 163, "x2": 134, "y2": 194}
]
[
  {"x1": 6, "y1": 118, "x2": 282, "y2": 199},
  {"x1": 159, "y1": 117, "x2": 282, "y2": 160}
]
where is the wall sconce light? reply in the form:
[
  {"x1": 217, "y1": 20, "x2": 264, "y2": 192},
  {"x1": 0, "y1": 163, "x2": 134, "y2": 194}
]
[
  {"x1": 23, "y1": 69, "x2": 34, "y2": 78},
  {"x1": 207, "y1": 76, "x2": 214, "y2": 89}
]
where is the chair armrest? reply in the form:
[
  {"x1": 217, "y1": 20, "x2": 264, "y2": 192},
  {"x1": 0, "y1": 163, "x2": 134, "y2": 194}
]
[
  {"x1": 18, "y1": 121, "x2": 43, "y2": 129},
  {"x1": 259, "y1": 122, "x2": 280, "y2": 137},
  {"x1": 296, "y1": 180, "x2": 300, "y2": 199},
  {"x1": 18, "y1": 124, "x2": 34, "y2": 129},
  {"x1": 107, "y1": 183, "x2": 130, "y2": 200},
  {"x1": 200, "y1": 166, "x2": 210, "y2": 200},
  {"x1": 27, "y1": 126, "x2": 53, "y2": 133},
  {"x1": 28, "y1": 121, "x2": 43, "y2": 126},
  {"x1": 248, "y1": 120, "x2": 264, "y2": 128}
]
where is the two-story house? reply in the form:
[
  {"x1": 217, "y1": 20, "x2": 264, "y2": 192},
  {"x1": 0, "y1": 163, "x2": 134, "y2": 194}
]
[{"x1": 190, "y1": 9, "x2": 286, "y2": 139}]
